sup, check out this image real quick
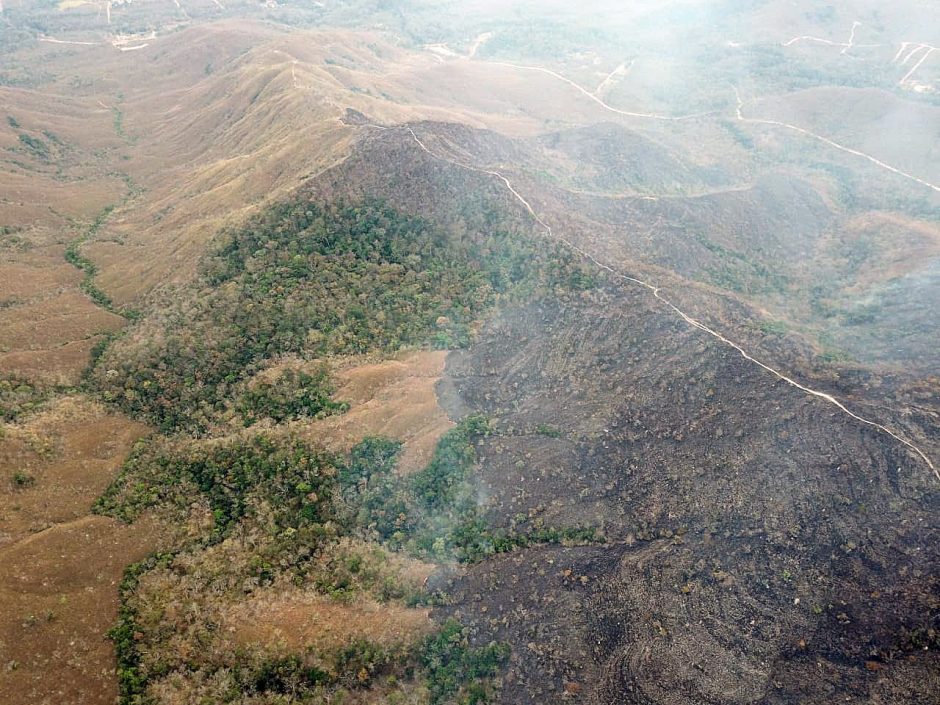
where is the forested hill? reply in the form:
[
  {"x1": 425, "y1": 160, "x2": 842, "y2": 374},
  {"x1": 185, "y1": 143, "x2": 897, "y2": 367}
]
[{"x1": 92, "y1": 197, "x2": 594, "y2": 434}]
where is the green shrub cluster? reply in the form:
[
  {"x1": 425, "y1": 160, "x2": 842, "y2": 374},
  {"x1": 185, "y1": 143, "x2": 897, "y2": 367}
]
[
  {"x1": 109, "y1": 553, "x2": 173, "y2": 703},
  {"x1": 338, "y1": 417, "x2": 493, "y2": 561},
  {"x1": 101, "y1": 446, "x2": 512, "y2": 703},
  {"x1": 695, "y1": 234, "x2": 789, "y2": 295},
  {"x1": 237, "y1": 367, "x2": 349, "y2": 426},
  {"x1": 94, "y1": 434, "x2": 337, "y2": 539},
  {"x1": 17, "y1": 132, "x2": 49, "y2": 159},
  {"x1": 309, "y1": 542, "x2": 424, "y2": 604},
  {"x1": 64, "y1": 204, "x2": 117, "y2": 311},
  {"x1": 338, "y1": 435, "x2": 412, "y2": 540},
  {"x1": 0, "y1": 377, "x2": 48, "y2": 421},
  {"x1": 421, "y1": 619, "x2": 510, "y2": 705},
  {"x1": 100, "y1": 425, "x2": 525, "y2": 703},
  {"x1": 11, "y1": 470, "x2": 36, "y2": 488}
]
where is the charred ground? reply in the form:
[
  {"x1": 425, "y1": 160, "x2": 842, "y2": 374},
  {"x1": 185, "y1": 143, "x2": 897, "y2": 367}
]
[{"x1": 434, "y1": 288, "x2": 939, "y2": 704}]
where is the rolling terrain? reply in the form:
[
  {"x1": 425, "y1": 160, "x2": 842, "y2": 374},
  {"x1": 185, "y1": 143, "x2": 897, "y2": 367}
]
[{"x1": 1, "y1": 1, "x2": 938, "y2": 704}]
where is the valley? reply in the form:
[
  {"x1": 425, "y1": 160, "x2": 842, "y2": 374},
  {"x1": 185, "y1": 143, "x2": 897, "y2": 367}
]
[{"x1": 1, "y1": 1, "x2": 938, "y2": 703}]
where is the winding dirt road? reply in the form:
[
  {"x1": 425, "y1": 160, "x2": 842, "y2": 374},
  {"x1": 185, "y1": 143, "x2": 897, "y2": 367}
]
[
  {"x1": 482, "y1": 60, "x2": 714, "y2": 121},
  {"x1": 731, "y1": 86, "x2": 940, "y2": 193},
  {"x1": 468, "y1": 55, "x2": 939, "y2": 193}
]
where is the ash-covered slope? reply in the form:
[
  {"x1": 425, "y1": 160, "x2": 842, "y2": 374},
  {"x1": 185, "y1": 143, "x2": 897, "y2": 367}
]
[
  {"x1": 434, "y1": 287, "x2": 939, "y2": 704},
  {"x1": 121, "y1": 115, "x2": 934, "y2": 704},
  {"x1": 537, "y1": 122, "x2": 731, "y2": 195}
]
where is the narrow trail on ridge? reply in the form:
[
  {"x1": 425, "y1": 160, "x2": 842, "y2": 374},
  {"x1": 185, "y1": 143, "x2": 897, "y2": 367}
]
[
  {"x1": 781, "y1": 20, "x2": 872, "y2": 53},
  {"x1": 731, "y1": 86, "x2": 940, "y2": 193},
  {"x1": 481, "y1": 60, "x2": 714, "y2": 121},
  {"x1": 363, "y1": 121, "x2": 939, "y2": 482}
]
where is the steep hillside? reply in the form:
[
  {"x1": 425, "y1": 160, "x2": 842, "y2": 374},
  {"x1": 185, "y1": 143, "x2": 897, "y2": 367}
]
[{"x1": 437, "y1": 288, "x2": 939, "y2": 705}]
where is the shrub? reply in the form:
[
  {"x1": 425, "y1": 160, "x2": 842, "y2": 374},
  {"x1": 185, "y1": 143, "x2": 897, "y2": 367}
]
[
  {"x1": 238, "y1": 367, "x2": 348, "y2": 426},
  {"x1": 11, "y1": 470, "x2": 35, "y2": 488},
  {"x1": 421, "y1": 619, "x2": 510, "y2": 704},
  {"x1": 95, "y1": 434, "x2": 337, "y2": 538},
  {"x1": 0, "y1": 377, "x2": 48, "y2": 421},
  {"x1": 535, "y1": 424, "x2": 561, "y2": 438},
  {"x1": 18, "y1": 133, "x2": 48, "y2": 159}
]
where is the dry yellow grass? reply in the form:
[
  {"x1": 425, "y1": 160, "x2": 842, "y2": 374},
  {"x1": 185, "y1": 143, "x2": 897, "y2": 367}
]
[
  {"x1": 306, "y1": 350, "x2": 454, "y2": 474},
  {"x1": 0, "y1": 261, "x2": 79, "y2": 301},
  {"x1": 196, "y1": 349, "x2": 453, "y2": 472},
  {"x1": 0, "y1": 514, "x2": 164, "y2": 705},
  {"x1": 0, "y1": 395, "x2": 162, "y2": 705},
  {"x1": 0, "y1": 90, "x2": 129, "y2": 383},
  {"x1": 227, "y1": 591, "x2": 434, "y2": 655},
  {"x1": 0, "y1": 338, "x2": 105, "y2": 385},
  {"x1": 840, "y1": 211, "x2": 940, "y2": 291},
  {"x1": 0, "y1": 290, "x2": 123, "y2": 350},
  {"x1": 0, "y1": 395, "x2": 148, "y2": 545}
]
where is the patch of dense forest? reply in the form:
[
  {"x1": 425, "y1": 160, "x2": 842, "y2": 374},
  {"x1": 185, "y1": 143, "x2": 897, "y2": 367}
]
[
  {"x1": 340, "y1": 422, "x2": 602, "y2": 563},
  {"x1": 92, "y1": 199, "x2": 594, "y2": 434}
]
